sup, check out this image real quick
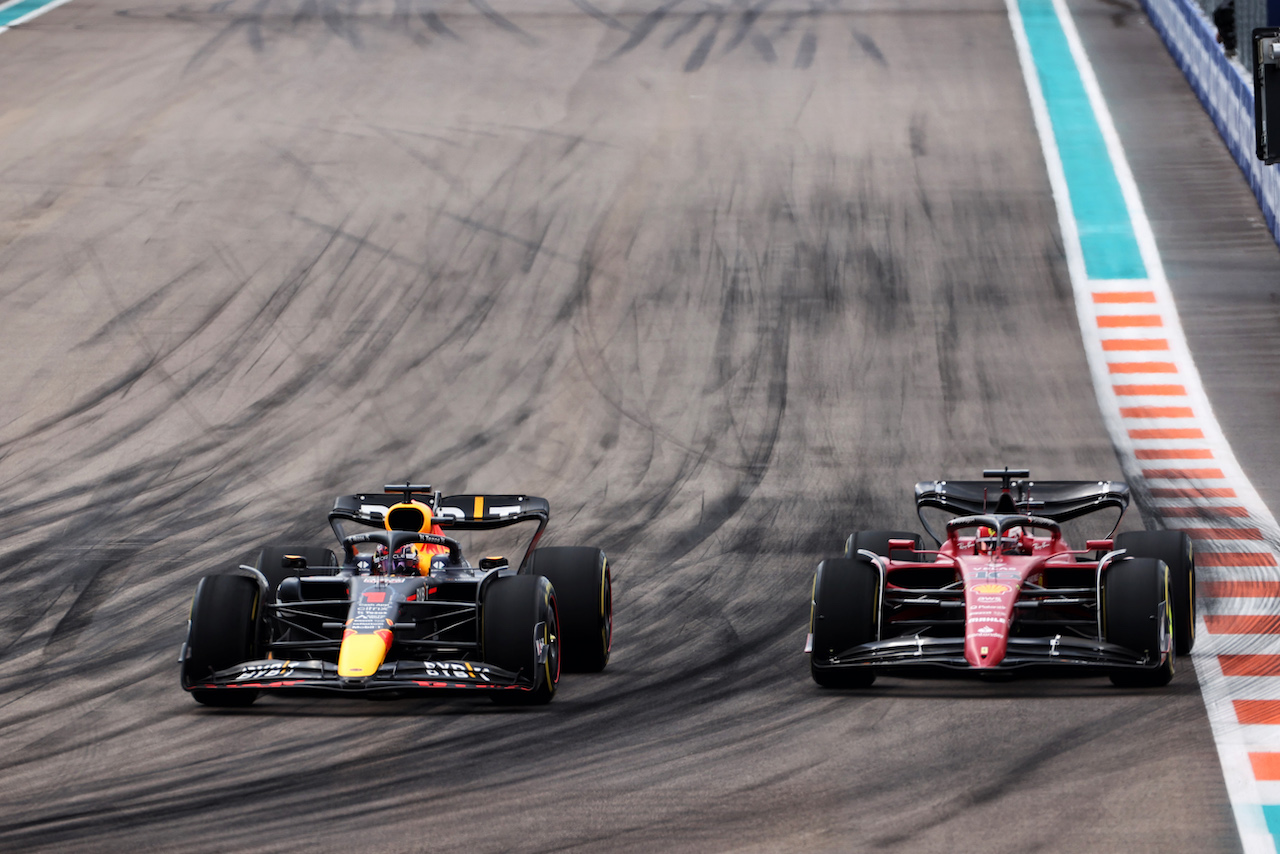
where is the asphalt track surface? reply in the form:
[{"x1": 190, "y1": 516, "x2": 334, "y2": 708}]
[{"x1": 0, "y1": 1, "x2": 1271, "y2": 852}]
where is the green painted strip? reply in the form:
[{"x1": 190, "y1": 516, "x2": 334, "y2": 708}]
[
  {"x1": 1018, "y1": 0, "x2": 1147, "y2": 279},
  {"x1": 1263, "y1": 804, "x2": 1280, "y2": 846},
  {"x1": 0, "y1": 0, "x2": 66, "y2": 26}
]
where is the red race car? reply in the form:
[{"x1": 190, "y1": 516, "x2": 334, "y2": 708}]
[{"x1": 806, "y1": 468, "x2": 1195, "y2": 688}]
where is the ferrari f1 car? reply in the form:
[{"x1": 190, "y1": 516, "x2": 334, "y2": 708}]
[
  {"x1": 180, "y1": 484, "x2": 612, "y2": 706},
  {"x1": 806, "y1": 468, "x2": 1195, "y2": 688}
]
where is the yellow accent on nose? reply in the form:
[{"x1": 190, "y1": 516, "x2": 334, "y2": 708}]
[
  {"x1": 474, "y1": 496, "x2": 484, "y2": 519},
  {"x1": 338, "y1": 632, "x2": 391, "y2": 677}
]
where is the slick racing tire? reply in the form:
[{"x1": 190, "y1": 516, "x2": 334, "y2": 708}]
[
  {"x1": 809, "y1": 557, "x2": 880, "y2": 689},
  {"x1": 484, "y1": 575, "x2": 560, "y2": 705},
  {"x1": 1103, "y1": 557, "x2": 1175, "y2": 688},
  {"x1": 843, "y1": 530, "x2": 923, "y2": 561},
  {"x1": 184, "y1": 574, "x2": 263, "y2": 707},
  {"x1": 255, "y1": 545, "x2": 339, "y2": 598},
  {"x1": 1116, "y1": 530, "x2": 1195, "y2": 656},
  {"x1": 524, "y1": 546, "x2": 611, "y2": 673}
]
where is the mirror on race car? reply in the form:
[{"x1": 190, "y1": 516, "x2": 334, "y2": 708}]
[{"x1": 887, "y1": 539, "x2": 918, "y2": 557}]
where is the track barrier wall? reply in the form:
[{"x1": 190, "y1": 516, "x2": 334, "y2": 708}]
[{"x1": 1143, "y1": 0, "x2": 1280, "y2": 244}]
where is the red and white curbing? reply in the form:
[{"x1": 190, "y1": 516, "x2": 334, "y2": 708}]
[{"x1": 1090, "y1": 278, "x2": 1280, "y2": 851}]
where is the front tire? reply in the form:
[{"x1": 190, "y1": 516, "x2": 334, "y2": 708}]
[
  {"x1": 524, "y1": 546, "x2": 611, "y2": 673},
  {"x1": 484, "y1": 575, "x2": 560, "y2": 705},
  {"x1": 1103, "y1": 557, "x2": 1175, "y2": 688},
  {"x1": 182, "y1": 574, "x2": 263, "y2": 707},
  {"x1": 809, "y1": 557, "x2": 880, "y2": 689},
  {"x1": 1115, "y1": 530, "x2": 1195, "y2": 655}
]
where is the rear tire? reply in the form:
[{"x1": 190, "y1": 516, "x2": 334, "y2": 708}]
[
  {"x1": 484, "y1": 575, "x2": 559, "y2": 705},
  {"x1": 844, "y1": 530, "x2": 923, "y2": 561},
  {"x1": 1116, "y1": 530, "x2": 1195, "y2": 655},
  {"x1": 254, "y1": 545, "x2": 338, "y2": 598},
  {"x1": 525, "y1": 546, "x2": 611, "y2": 673},
  {"x1": 183, "y1": 574, "x2": 263, "y2": 707},
  {"x1": 809, "y1": 557, "x2": 880, "y2": 689},
  {"x1": 1103, "y1": 557, "x2": 1175, "y2": 688}
]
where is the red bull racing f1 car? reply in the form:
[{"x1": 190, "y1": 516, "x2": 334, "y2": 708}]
[
  {"x1": 181, "y1": 484, "x2": 612, "y2": 706},
  {"x1": 806, "y1": 468, "x2": 1195, "y2": 688}
]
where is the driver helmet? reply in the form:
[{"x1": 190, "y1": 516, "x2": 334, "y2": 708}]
[
  {"x1": 1005, "y1": 526, "x2": 1030, "y2": 555},
  {"x1": 976, "y1": 526, "x2": 997, "y2": 554},
  {"x1": 387, "y1": 545, "x2": 420, "y2": 575},
  {"x1": 976, "y1": 525, "x2": 1027, "y2": 555}
]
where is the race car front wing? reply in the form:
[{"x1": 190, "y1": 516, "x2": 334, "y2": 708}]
[
  {"x1": 183, "y1": 658, "x2": 533, "y2": 696},
  {"x1": 810, "y1": 635, "x2": 1167, "y2": 675}
]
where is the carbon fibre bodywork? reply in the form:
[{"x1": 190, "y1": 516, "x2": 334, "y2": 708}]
[
  {"x1": 180, "y1": 486, "x2": 580, "y2": 703},
  {"x1": 182, "y1": 562, "x2": 541, "y2": 698}
]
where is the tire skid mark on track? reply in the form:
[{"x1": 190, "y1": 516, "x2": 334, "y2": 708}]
[
  {"x1": 611, "y1": 0, "x2": 684, "y2": 56},
  {"x1": 565, "y1": 207, "x2": 793, "y2": 562},
  {"x1": 169, "y1": 0, "x2": 847, "y2": 74},
  {"x1": 866, "y1": 701, "x2": 1180, "y2": 848},
  {"x1": 467, "y1": 0, "x2": 538, "y2": 44},
  {"x1": 568, "y1": 0, "x2": 628, "y2": 31}
]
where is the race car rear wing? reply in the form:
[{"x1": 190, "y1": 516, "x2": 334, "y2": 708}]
[
  {"x1": 914, "y1": 474, "x2": 1129, "y2": 542},
  {"x1": 329, "y1": 489, "x2": 551, "y2": 567},
  {"x1": 329, "y1": 492, "x2": 550, "y2": 531},
  {"x1": 437, "y1": 494, "x2": 551, "y2": 530}
]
